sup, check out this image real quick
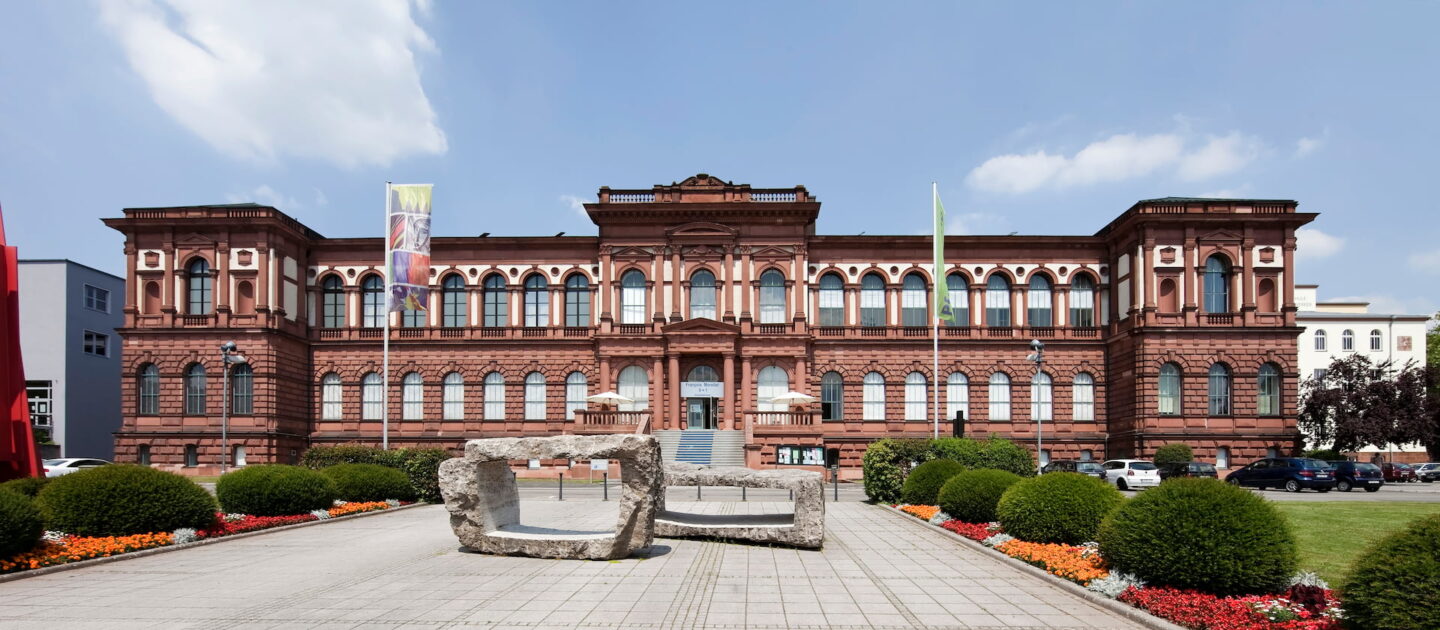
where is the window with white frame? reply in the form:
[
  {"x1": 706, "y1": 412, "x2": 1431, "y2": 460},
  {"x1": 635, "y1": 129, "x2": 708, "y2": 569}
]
[
  {"x1": 901, "y1": 274, "x2": 927, "y2": 327},
  {"x1": 756, "y1": 366, "x2": 789, "y2": 412},
  {"x1": 1342, "y1": 329, "x2": 1354, "y2": 352},
  {"x1": 230, "y1": 364, "x2": 253, "y2": 415},
  {"x1": 617, "y1": 365, "x2": 648, "y2": 411},
  {"x1": 985, "y1": 275, "x2": 1011, "y2": 327},
  {"x1": 1314, "y1": 330, "x2": 1327, "y2": 351},
  {"x1": 441, "y1": 275, "x2": 467, "y2": 327},
  {"x1": 484, "y1": 372, "x2": 505, "y2": 419},
  {"x1": 185, "y1": 363, "x2": 206, "y2": 415},
  {"x1": 25, "y1": 381, "x2": 52, "y2": 427},
  {"x1": 946, "y1": 372, "x2": 968, "y2": 422},
  {"x1": 1216, "y1": 446, "x2": 1230, "y2": 468},
  {"x1": 904, "y1": 372, "x2": 927, "y2": 420},
  {"x1": 989, "y1": 372, "x2": 1011, "y2": 420},
  {"x1": 1370, "y1": 329, "x2": 1383, "y2": 352},
  {"x1": 689, "y1": 270, "x2": 716, "y2": 320},
  {"x1": 945, "y1": 273, "x2": 969, "y2": 326},
  {"x1": 361, "y1": 275, "x2": 384, "y2": 327},
  {"x1": 1031, "y1": 372, "x2": 1052, "y2": 421},
  {"x1": 137, "y1": 365, "x2": 159, "y2": 415},
  {"x1": 1070, "y1": 275, "x2": 1096, "y2": 327},
  {"x1": 187, "y1": 258, "x2": 212, "y2": 315},
  {"x1": 524, "y1": 372, "x2": 546, "y2": 419},
  {"x1": 1080, "y1": 449, "x2": 1093, "y2": 462},
  {"x1": 565, "y1": 274, "x2": 590, "y2": 326},
  {"x1": 859, "y1": 273, "x2": 885, "y2": 327},
  {"x1": 862, "y1": 372, "x2": 885, "y2": 420},
  {"x1": 1208, "y1": 363, "x2": 1232, "y2": 415},
  {"x1": 1027, "y1": 275, "x2": 1052, "y2": 327},
  {"x1": 483, "y1": 275, "x2": 508, "y2": 327},
  {"x1": 361, "y1": 372, "x2": 382, "y2": 420},
  {"x1": 821, "y1": 371, "x2": 843, "y2": 420},
  {"x1": 1257, "y1": 363, "x2": 1281, "y2": 416},
  {"x1": 818, "y1": 273, "x2": 844, "y2": 326},
  {"x1": 1159, "y1": 363, "x2": 1181, "y2": 416},
  {"x1": 322, "y1": 276, "x2": 345, "y2": 327},
  {"x1": 758, "y1": 270, "x2": 786, "y2": 324},
  {"x1": 620, "y1": 270, "x2": 647, "y2": 324},
  {"x1": 1073, "y1": 372, "x2": 1095, "y2": 421},
  {"x1": 321, "y1": 373, "x2": 343, "y2": 419},
  {"x1": 401, "y1": 372, "x2": 423, "y2": 419},
  {"x1": 83, "y1": 284, "x2": 110, "y2": 312},
  {"x1": 565, "y1": 372, "x2": 587, "y2": 419},
  {"x1": 442, "y1": 372, "x2": 464, "y2": 420},
  {"x1": 524, "y1": 275, "x2": 549, "y2": 327}
]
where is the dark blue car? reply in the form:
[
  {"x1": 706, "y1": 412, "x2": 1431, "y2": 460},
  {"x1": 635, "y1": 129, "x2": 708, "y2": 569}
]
[
  {"x1": 1326, "y1": 460, "x2": 1384, "y2": 492},
  {"x1": 1225, "y1": 457, "x2": 1335, "y2": 492}
]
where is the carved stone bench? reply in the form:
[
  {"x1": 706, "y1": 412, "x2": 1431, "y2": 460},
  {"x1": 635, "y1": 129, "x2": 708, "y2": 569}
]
[{"x1": 658, "y1": 462, "x2": 824, "y2": 549}]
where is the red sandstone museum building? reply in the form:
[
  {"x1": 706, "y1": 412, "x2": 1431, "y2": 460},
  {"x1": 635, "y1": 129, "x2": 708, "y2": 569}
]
[{"x1": 103, "y1": 174, "x2": 1316, "y2": 474}]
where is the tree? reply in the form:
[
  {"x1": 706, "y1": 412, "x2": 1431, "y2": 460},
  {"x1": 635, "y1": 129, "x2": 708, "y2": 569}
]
[{"x1": 1297, "y1": 354, "x2": 1435, "y2": 455}]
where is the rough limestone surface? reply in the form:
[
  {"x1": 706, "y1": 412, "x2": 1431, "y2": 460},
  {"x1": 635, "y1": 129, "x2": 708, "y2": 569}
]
[
  {"x1": 657, "y1": 462, "x2": 825, "y2": 549},
  {"x1": 438, "y1": 434, "x2": 662, "y2": 560}
]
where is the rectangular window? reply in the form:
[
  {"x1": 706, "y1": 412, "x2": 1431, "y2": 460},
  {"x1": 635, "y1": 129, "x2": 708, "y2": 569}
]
[
  {"x1": 83, "y1": 331, "x2": 109, "y2": 357},
  {"x1": 25, "y1": 381, "x2": 52, "y2": 427},
  {"x1": 901, "y1": 291, "x2": 927, "y2": 327},
  {"x1": 1313, "y1": 369, "x2": 1327, "y2": 381},
  {"x1": 621, "y1": 286, "x2": 647, "y2": 324},
  {"x1": 525, "y1": 291, "x2": 549, "y2": 327},
  {"x1": 83, "y1": 285, "x2": 110, "y2": 312},
  {"x1": 818, "y1": 290, "x2": 844, "y2": 326},
  {"x1": 860, "y1": 292, "x2": 885, "y2": 327}
]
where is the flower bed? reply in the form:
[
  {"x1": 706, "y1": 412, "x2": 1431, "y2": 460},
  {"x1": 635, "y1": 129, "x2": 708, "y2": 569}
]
[
  {"x1": 995, "y1": 539, "x2": 1108, "y2": 585},
  {"x1": 940, "y1": 519, "x2": 1000, "y2": 542},
  {"x1": 897, "y1": 504, "x2": 940, "y2": 521}
]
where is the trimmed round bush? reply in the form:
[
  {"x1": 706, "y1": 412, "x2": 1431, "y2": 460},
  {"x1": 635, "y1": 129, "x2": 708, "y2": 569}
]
[
  {"x1": 996, "y1": 472, "x2": 1123, "y2": 544},
  {"x1": 216, "y1": 465, "x2": 338, "y2": 516},
  {"x1": 901, "y1": 459, "x2": 966, "y2": 505},
  {"x1": 937, "y1": 469, "x2": 1022, "y2": 523},
  {"x1": 1341, "y1": 513, "x2": 1440, "y2": 629},
  {"x1": 396, "y1": 448, "x2": 450, "y2": 503},
  {"x1": 0, "y1": 475, "x2": 49, "y2": 498},
  {"x1": 1153, "y1": 443, "x2": 1194, "y2": 465},
  {"x1": 36, "y1": 465, "x2": 216, "y2": 536},
  {"x1": 862, "y1": 438, "x2": 933, "y2": 503},
  {"x1": 0, "y1": 489, "x2": 43, "y2": 558},
  {"x1": 321, "y1": 464, "x2": 416, "y2": 502},
  {"x1": 1097, "y1": 478, "x2": 1296, "y2": 596}
]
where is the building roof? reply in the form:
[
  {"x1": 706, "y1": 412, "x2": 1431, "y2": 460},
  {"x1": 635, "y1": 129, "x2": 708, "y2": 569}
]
[
  {"x1": 1297, "y1": 311, "x2": 1432, "y2": 322},
  {"x1": 1137, "y1": 196, "x2": 1299, "y2": 204},
  {"x1": 17, "y1": 259, "x2": 123, "y2": 281}
]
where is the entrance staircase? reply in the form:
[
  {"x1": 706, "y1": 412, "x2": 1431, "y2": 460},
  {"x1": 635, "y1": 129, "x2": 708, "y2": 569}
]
[{"x1": 653, "y1": 429, "x2": 746, "y2": 467}]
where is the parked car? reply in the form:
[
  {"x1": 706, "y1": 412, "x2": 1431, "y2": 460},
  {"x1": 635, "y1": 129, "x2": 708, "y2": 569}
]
[
  {"x1": 1326, "y1": 460, "x2": 1385, "y2": 492},
  {"x1": 1158, "y1": 461, "x2": 1218, "y2": 481},
  {"x1": 1101, "y1": 459, "x2": 1161, "y2": 491},
  {"x1": 1380, "y1": 463, "x2": 1419, "y2": 483},
  {"x1": 1041, "y1": 460, "x2": 1107, "y2": 480},
  {"x1": 1225, "y1": 457, "x2": 1335, "y2": 492},
  {"x1": 42, "y1": 458, "x2": 112, "y2": 477},
  {"x1": 1415, "y1": 463, "x2": 1440, "y2": 483}
]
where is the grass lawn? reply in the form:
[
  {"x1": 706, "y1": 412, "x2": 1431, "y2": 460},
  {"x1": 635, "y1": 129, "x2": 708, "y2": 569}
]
[{"x1": 1275, "y1": 501, "x2": 1440, "y2": 585}]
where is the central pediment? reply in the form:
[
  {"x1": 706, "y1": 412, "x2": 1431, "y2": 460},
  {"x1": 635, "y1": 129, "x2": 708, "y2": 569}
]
[{"x1": 662, "y1": 318, "x2": 740, "y2": 335}]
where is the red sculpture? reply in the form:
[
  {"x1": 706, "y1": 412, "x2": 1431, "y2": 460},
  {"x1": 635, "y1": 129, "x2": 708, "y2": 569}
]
[{"x1": 0, "y1": 204, "x2": 41, "y2": 481}]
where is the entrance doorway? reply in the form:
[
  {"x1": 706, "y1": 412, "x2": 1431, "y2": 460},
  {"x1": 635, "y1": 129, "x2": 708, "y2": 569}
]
[{"x1": 687, "y1": 397, "x2": 717, "y2": 429}]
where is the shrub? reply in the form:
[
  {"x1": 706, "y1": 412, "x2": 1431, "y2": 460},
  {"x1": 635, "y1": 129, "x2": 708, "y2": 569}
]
[
  {"x1": 36, "y1": 465, "x2": 216, "y2": 536},
  {"x1": 321, "y1": 464, "x2": 416, "y2": 502},
  {"x1": 861, "y1": 438, "x2": 933, "y2": 503},
  {"x1": 301, "y1": 444, "x2": 450, "y2": 503},
  {"x1": 0, "y1": 476, "x2": 48, "y2": 498},
  {"x1": 1097, "y1": 478, "x2": 1297, "y2": 596},
  {"x1": 215, "y1": 465, "x2": 338, "y2": 516},
  {"x1": 0, "y1": 489, "x2": 43, "y2": 558},
  {"x1": 301, "y1": 444, "x2": 405, "y2": 469},
  {"x1": 395, "y1": 448, "x2": 449, "y2": 503},
  {"x1": 932, "y1": 436, "x2": 1035, "y2": 477},
  {"x1": 1303, "y1": 448, "x2": 1343, "y2": 461},
  {"x1": 901, "y1": 459, "x2": 966, "y2": 505},
  {"x1": 996, "y1": 472, "x2": 1123, "y2": 544},
  {"x1": 937, "y1": 469, "x2": 1022, "y2": 523},
  {"x1": 1341, "y1": 513, "x2": 1440, "y2": 630},
  {"x1": 1153, "y1": 443, "x2": 1194, "y2": 465}
]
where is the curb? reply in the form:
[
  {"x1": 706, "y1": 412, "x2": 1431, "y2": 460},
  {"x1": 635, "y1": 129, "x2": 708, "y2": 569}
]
[
  {"x1": 0, "y1": 502, "x2": 433, "y2": 585},
  {"x1": 878, "y1": 505, "x2": 1188, "y2": 630}
]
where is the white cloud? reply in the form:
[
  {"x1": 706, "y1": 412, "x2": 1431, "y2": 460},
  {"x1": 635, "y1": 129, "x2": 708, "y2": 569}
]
[
  {"x1": 1295, "y1": 137, "x2": 1322, "y2": 158},
  {"x1": 99, "y1": 0, "x2": 446, "y2": 168},
  {"x1": 1408, "y1": 248, "x2": 1440, "y2": 274},
  {"x1": 1295, "y1": 227, "x2": 1345, "y2": 261},
  {"x1": 1176, "y1": 133, "x2": 1262, "y2": 181},
  {"x1": 226, "y1": 184, "x2": 303, "y2": 210},
  {"x1": 560, "y1": 195, "x2": 592, "y2": 219},
  {"x1": 946, "y1": 212, "x2": 1010, "y2": 235}
]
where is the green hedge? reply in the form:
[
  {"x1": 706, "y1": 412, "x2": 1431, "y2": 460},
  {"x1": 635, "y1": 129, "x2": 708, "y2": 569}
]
[
  {"x1": 931, "y1": 437, "x2": 1035, "y2": 477},
  {"x1": 1341, "y1": 514, "x2": 1440, "y2": 630},
  {"x1": 36, "y1": 465, "x2": 216, "y2": 537},
  {"x1": 1097, "y1": 478, "x2": 1297, "y2": 595},
  {"x1": 901, "y1": 459, "x2": 966, "y2": 505},
  {"x1": 216, "y1": 465, "x2": 338, "y2": 516},
  {"x1": 1153, "y1": 443, "x2": 1194, "y2": 466},
  {"x1": 0, "y1": 476, "x2": 48, "y2": 498},
  {"x1": 997, "y1": 472, "x2": 1123, "y2": 544},
  {"x1": 0, "y1": 489, "x2": 43, "y2": 559},
  {"x1": 937, "y1": 469, "x2": 1022, "y2": 523},
  {"x1": 321, "y1": 463, "x2": 416, "y2": 502},
  {"x1": 861, "y1": 438, "x2": 934, "y2": 503},
  {"x1": 1303, "y1": 448, "x2": 1343, "y2": 461},
  {"x1": 302, "y1": 445, "x2": 449, "y2": 503}
]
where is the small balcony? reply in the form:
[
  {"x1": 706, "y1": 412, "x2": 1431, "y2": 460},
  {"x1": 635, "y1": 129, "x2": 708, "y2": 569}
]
[
  {"x1": 744, "y1": 410, "x2": 824, "y2": 437},
  {"x1": 571, "y1": 410, "x2": 651, "y2": 434}
]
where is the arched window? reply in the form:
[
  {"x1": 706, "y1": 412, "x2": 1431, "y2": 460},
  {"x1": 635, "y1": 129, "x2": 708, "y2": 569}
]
[
  {"x1": 361, "y1": 275, "x2": 384, "y2": 327},
  {"x1": 1208, "y1": 363, "x2": 1232, "y2": 415},
  {"x1": 756, "y1": 366, "x2": 789, "y2": 412},
  {"x1": 860, "y1": 273, "x2": 886, "y2": 327},
  {"x1": 184, "y1": 364, "x2": 207, "y2": 415},
  {"x1": 482, "y1": 275, "x2": 507, "y2": 327},
  {"x1": 1073, "y1": 372, "x2": 1095, "y2": 421},
  {"x1": 523, "y1": 274, "x2": 549, "y2": 327},
  {"x1": 401, "y1": 372, "x2": 423, "y2": 420},
  {"x1": 1028, "y1": 275, "x2": 1053, "y2": 327},
  {"x1": 231, "y1": 364, "x2": 253, "y2": 415},
  {"x1": 759, "y1": 270, "x2": 786, "y2": 324},
  {"x1": 565, "y1": 372, "x2": 588, "y2": 419},
  {"x1": 524, "y1": 372, "x2": 546, "y2": 420},
  {"x1": 617, "y1": 365, "x2": 648, "y2": 411},
  {"x1": 233, "y1": 445, "x2": 247, "y2": 467},
  {"x1": 818, "y1": 273, "x2": 844, "y2": 326},
  {"x1": 620, "y1": 270, "x2": 646, "y2": 324},
  {"x1": 687, "y1": 365, "x2": 719, "y2": 382},
  {"x1": 1031, "y1": 372, "x2": 1052, "y2": 421},
  {"x1": 1159, "y1": 363, "x2": 1181, "y2": 416},
  {"x1": 1071, "y1": 275, "x2": 1096, "y2": 326},
  {"x1": 1080, "y1": 449, "x2": 1093, "y2": 462},
  {"x1": 945, "y1": 273, "x2": 969, "y2": 326},
  {"x1": 187, "y1": 258, "x2": 212, "y2": 315},
  {"x1": 1257, "y1": 278, "x2": 1276, "y2": 312},
  {"x1": 901, "y1": 273, "x2": 927, "y2": 327},
  {"x1": 1203, "y1": 255, "x2": 1230, "y2": 313},
  {"x1": 1342, "y1": 329, "x2": 1355, "y2": 352},
  {"x1": 1216, "y1": 446, "x2": 1230, "y2": 469},
  {"x1": 1314, "y1": 330, "x2": 1327, "y2": 351},
  {"x1": 565, "y1": 274, "x2": 590, "y2": 327},
  {"x1": 484, "y1": 372, "x2": 505, "y2": 419},
  {"x1": 441, "y1": 275, "x2": 466, "y2": 328},
  {"x1": 137, "y1": 364, "x2": 159, "y2": 415},
  {"x1": 689, "y1": 270, "x2": 716, "y2": 320},
  {"x1": 821, "y1": 371, "x2": 843, "y2": 421},
  {"x1": 442, "y1": 372, "x2": 465, "y2": 420},
  {"x1": 361, "y1": 372, "x2": 382, "y2": 420},
  {"x1": 138, "y1": 444, "x2": 151, "y2": 466},
  {"x1": 321, "y1": 373, "x2": 342, "y2": 420},
  {"x1": 905, "y1": 372, "x2": 927, "y2": 420},
  {"x1": 1257, "y1": 363, "x2": 1280, "y2": 416},
  {"x1": 986, "y1": 275, "x2": 1011, "y2": 327},
  {"x1": 1158, "y1": 277, "x2": 1178, "y2": 313},
  {"x1": 1370, "y1": 330, "x2": 1383, "y2": 352},
  {"x1": 321, "y1": 276, "x2": 345, "y2": 328},
  {"x1": 946, "y1": 372, "x2": 968, "y2": 422},
  {"x1": 989, "y1": 372, "x2": 1011, "y2": 420},
  {"x1": 862, "y1": 372, "x2": 885, "y2": 420},
  {"x1": 184, "y1": 444, "x2": 198, "y2": 467}
]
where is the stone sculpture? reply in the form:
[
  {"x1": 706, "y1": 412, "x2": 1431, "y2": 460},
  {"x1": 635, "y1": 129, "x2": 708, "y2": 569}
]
[{"x1": 657, "y1": 462, "x2": 824, "y2": 549}]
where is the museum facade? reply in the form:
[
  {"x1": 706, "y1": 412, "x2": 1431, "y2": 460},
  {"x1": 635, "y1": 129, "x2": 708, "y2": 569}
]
[{"x1": 103, "y1": 174, "x2": 1316, "y2": 474}]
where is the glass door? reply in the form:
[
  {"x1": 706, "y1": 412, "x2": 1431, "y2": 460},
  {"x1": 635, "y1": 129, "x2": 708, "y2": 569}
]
[{"x1": 687, "y1": 398, "x2": 717, "y2": 429}]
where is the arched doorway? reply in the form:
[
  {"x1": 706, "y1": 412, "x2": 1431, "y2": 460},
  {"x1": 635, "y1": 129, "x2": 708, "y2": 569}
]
[{"x1": 685, "y1": 365, "x2": 720, "y2": 429}]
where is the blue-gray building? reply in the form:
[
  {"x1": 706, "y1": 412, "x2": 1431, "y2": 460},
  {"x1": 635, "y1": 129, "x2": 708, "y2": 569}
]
[{"x1": 18, "y1": 260, "x2": 124, "y2": 459}]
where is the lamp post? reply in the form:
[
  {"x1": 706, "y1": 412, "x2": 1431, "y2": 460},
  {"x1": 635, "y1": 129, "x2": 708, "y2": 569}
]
[
  {"x1": 1026, "y1": 339, "x2": 1045, "y2": 474},
  {"x1": 219, "y1": 341, "x2": 247, "y2": 474}
]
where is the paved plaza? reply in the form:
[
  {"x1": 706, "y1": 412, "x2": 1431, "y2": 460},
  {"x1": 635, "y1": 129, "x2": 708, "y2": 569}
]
[{"x1": 0, "y1": 500, "x2": 1144, "y2": 630}]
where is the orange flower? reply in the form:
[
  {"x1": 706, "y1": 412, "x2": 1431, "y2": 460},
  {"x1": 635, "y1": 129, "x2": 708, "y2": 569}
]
[
  {"x1": 1, "y1": 532, "x2": 173, "y2": 574},
  {"x1": 327, "y1": 501, "x2": 391, "y2": 518},
  {"x1": 899, "y1": 504, "x2": 940, "y2": 521},
  {"x1": 995, "y1": 540, "x2": 1109, "y2": 585}
]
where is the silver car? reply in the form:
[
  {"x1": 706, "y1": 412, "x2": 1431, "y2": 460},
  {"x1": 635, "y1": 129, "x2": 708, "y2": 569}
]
[{"x1": 43, "y1": 458, "x2": 111, "y2": 477}]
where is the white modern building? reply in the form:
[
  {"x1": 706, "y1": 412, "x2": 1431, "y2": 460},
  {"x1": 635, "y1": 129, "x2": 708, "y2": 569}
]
[{"x1": 1296, "y1": 284, "x2": 1431, "y2": 462}]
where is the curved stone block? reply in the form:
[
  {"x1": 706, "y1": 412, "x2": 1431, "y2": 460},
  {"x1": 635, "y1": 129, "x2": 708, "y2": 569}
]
[
  {"x1": 438, "y1": 434, "x2": 663, "y2": 560},
  {"x1": 657, "y1": 462, "x2": 825, "y2": 549}
]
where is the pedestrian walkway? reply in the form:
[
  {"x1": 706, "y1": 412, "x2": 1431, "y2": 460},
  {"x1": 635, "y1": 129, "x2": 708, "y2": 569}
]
[{"x1": 0, "y1": 501, "x2": 1143, "y2": 629}]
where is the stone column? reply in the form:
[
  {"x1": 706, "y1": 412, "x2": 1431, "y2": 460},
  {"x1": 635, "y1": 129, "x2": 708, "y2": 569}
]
[
  {"x1": 741, "y1": 356, "x2": 753, "y2": 420},
  {"x1": 739, "y1": 248, "x2": 753, "y2": 321},
  {"x1": 1017, "y1": 286, "x2": 1028, "y2": 328},
  {"x1": 652, "y1": 357, "x2": 665, "y2": 424},
  {"x1": 649, "y1": 253, "x2": 662, "y2": 322},
  {"x1": 256, "y1": 245, "x2": 270, "y2": 312},
  {"x1": 1182, "y1": 238, "x2": 1198, "y2": 325},
  {"x1": 795, "y1": 357, "x2": 807, "y2": 395},
  {"x1": 161, "y1": 240, "x2": 175, "y2": 314},
  {"x1": 670, "y1": 248, "x2": 682, "y2": 322},
  {"x1": 599, "y1": 357, "x2": 611, "y2": 392},
  {"x1": 722, "y1": 353, "x2": 736, "y2": 430},
  {"x1": 1143, "y1": 238, "x2": 1156, "y2": 311},
  {"x1": 123, "y1": 243, "x2": 137, "y2": 326},
  {"x1": 722, "y1": 246, "x2": 734, "y2": 321},
  {"x1": 599, "y1": 247, "x2": 612, "y2": 322},
  {"x1": 217, "y1": 243, "x2": 231, "y2": 311},
  {"x1": 668, "y1": 354, "x2": 681, "y2": 430}
]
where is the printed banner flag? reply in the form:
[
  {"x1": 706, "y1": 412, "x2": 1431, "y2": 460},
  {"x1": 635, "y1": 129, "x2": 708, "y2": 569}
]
[
  {"x1": 387, "y1": 184, "x2": 433, "y2": 312},
  {"x1": 934, "y1": 188, "x2": 955, "y2": 325}
]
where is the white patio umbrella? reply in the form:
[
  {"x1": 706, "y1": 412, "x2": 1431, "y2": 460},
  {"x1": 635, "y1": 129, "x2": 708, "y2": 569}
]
[
  {"x1": 768, "y1": 391, "x2": 818, "y2": 405},
  {"x1": 586, "y1": 392, "x2": 634, "y2": 405}
]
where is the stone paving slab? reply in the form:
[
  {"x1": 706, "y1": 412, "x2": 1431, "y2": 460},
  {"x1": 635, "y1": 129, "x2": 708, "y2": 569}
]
[{"x1": 0, "y1": 501, "x2": 1145, "y2": 629}]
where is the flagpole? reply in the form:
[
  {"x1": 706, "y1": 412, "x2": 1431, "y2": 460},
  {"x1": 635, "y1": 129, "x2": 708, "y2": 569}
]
[
  {"x1": 382, "y1": 181, "x2": 391, "y2": 450},
  {"x1": 932, "y1": 182, "x2": 940, "y2": 440}
]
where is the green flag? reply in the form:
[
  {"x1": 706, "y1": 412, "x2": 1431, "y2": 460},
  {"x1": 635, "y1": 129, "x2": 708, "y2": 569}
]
[{"x1": 934, "y1": 186, "x2": 955, "y2": 325}]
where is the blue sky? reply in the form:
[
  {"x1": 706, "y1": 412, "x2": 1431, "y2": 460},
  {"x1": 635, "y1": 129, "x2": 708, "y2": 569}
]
[{"x1": 2, "y1": 1, "x2": 1437, "y2": 316}]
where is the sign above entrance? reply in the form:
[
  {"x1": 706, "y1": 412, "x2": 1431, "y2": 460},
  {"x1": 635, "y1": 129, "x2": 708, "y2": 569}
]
[{"x1": 682, "y1": 381, "x2": 724, "y2": 398}]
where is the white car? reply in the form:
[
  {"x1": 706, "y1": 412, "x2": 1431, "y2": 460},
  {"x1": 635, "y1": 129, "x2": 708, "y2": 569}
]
[
  {"x1": 1102, "y1": 459, "x2": 1161, "y2": 491},
  {"x1": 43, "y1": 458, "x2": 111, "y2": 477}
]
